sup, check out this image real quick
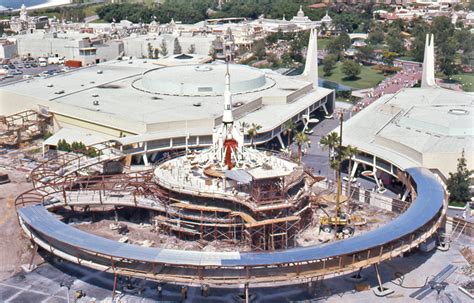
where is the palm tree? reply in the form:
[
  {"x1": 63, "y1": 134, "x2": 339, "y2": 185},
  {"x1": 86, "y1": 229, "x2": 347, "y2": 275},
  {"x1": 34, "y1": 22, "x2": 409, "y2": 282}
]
[
  {"x1": 344, "y1": 145, "x2": 358, "y2": 196},
  {"x1": 247, "y1": 123, "x2": 262, "y2": 147},
  {"x1": 294, "y1": 131, "x2": 310, "y2": 163},
  {"x1": 320, "y1": 132, "x2": 340, "y2": 162},
  {"x1": 282, "y1": 119, "x2": 296, "y2": 149},
  {"x1": 239, "y1": 121, "x2": 249, "y2": 134}
]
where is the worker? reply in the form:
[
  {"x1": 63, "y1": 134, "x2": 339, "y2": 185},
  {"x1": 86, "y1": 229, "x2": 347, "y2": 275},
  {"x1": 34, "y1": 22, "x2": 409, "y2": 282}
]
[
  {"x1": 181, "y1": 285, "x2": 188, "y2": 300},
  {"x1": 157, "y1": 284, "x2": 162, "y2": 297}
]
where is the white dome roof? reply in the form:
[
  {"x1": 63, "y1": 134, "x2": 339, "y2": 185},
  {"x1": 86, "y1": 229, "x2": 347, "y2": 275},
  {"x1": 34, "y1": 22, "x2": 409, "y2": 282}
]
[{"x1": 140, "y1": 64, "x2": 267, "y2": 96}]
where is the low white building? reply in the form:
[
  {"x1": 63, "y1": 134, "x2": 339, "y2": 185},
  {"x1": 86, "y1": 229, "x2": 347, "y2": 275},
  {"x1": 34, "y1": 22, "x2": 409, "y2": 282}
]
[
  {"x1": 0, "y1": 39, "x2": 17, "y2": 59},
  {"x1": 340, "y1": 35, "x2": 473, "y2": 180},
  {"x1": 13, "y1": 31, "x2": 123, "y2": 65}
]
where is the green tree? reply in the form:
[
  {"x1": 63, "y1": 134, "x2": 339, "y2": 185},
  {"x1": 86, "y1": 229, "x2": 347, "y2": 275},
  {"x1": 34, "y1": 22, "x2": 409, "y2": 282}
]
[
  {"x1": 282, "y1": 119, "x2": 296, "y2": 149},
  {"x1": 368, "y1": 28, "x2": 384, "y2": 45},
  {"x1": 382, "y1": 51, "x2": 398, "y2": 66},
  {"x1": 447, "y1": 150, "x2": 473, "y2": 204},
  {"x1": 173, "y1": 38, "x2": 182, "y2": 54},
  {"x1": 252, "y1": 39, "x2": 266, "y2": 60},
  {"x1": 410, "y1": 18, "x2": 429, "y2": 62},
  {"x1": 147, "y1": 42, "x2": 153, "y2": 58},
  {"x1": 343, "y1": 145, "x2": 358, "y2": 196},
  {"x1": 355, "y1": 45, "x2": 374, "y2": 63},
  {"x1": 247, "y1": 123, "x2": 262, "y2": 147},
  {"x1": 320, "y1": 132, "x2": 340, "y2": 174},
  {"x1": 341, "y1": 60, "x2": 361, "y2": 79},
  {"x1": 187, "y1": 44, "x2": 196, "y2": 54},
  {"x1": 386, "y1": 28, "x2": 405, "y2": 55},
  {"x1": 160, "y1": 40, "x2": 168, "y2": 57},
  {"x1": 294, "y1": 131, "x2": 310, "y2": 163},
  {"x1": 323, "y1": 54, "x2": 337, "y2": 76}
]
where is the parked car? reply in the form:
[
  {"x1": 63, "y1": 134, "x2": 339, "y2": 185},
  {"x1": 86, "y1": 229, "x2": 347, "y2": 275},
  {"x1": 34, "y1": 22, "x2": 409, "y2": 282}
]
[{"x1": 10, "y1": 70, "x2": 23, "y2": 75}]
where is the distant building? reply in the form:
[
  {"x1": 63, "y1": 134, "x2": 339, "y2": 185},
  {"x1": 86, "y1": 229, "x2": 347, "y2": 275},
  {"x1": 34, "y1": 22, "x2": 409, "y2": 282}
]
[
  {"x1": 9, "y1": 4, "x2": 49, "y2": 34},
  {"x1": 0, "y1": 38, "x2": 17, "y2": 59},
  {"x1": 13, "y1": 31, "x2": 123, "y2": 65},
  {"x1": 339, "y1": 35, "x2": 473, "y2": 180}
]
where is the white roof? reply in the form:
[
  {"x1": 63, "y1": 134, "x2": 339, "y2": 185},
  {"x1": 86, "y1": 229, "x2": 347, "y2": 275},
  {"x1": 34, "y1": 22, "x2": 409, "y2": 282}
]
[
  {"x1": 43, "y1": 128, "x2": 111, "y2": 147},
  {"x1": 340, "y1": 87, "x2": 474, "y2": 175},
  {"x1": 1, "y1": 59, "x2": 331, "y2": 135}
]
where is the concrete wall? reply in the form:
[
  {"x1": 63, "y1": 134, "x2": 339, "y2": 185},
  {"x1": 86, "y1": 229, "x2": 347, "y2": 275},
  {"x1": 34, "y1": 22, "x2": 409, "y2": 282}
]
[
  {"x1": 123, "y1": 34, "x2": 214, "y2": 58},
  {"x1": 423, "y1": 151, "x2": 474, "y2": 179},
  {"x1": 0, "y1": 90, "x2": 39, "y2": 115},
  {"x1": 96, "y1": 41, "x2": 124, "y2": 62},
  {"x1": 0, "y1": 43, "x2": 18, "y2": 59}
]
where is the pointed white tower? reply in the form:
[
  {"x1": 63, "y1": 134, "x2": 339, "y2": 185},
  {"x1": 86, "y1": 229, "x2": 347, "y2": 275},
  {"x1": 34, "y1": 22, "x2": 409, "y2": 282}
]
[
  {"x1": 302, "y1": 28, "x2": 318, "y2": 87},
  {"x1": 421, "y1": 34, "x2": 437, "y2": 88}
]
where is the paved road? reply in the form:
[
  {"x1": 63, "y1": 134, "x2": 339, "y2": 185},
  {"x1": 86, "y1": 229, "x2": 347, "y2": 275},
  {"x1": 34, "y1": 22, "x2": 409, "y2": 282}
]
[
  {"x1": 352, "y1": 62, "x2": 423, "y2": 114},
  {"x1": 1, "y1": 235, "x2": 471, "y2": 302},
  {"x1": 84, "y1": 14, "x2": 100, "y2": 23}
]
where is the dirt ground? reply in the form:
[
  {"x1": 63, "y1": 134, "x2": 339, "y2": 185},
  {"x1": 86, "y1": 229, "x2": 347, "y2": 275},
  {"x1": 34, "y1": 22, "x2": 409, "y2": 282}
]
[
  {"x1": 0, "y1": 143, "x2": 43, "y2": 281},
  {"x1": 69, "y1": 207, "x2": 251, "y2": 252}
]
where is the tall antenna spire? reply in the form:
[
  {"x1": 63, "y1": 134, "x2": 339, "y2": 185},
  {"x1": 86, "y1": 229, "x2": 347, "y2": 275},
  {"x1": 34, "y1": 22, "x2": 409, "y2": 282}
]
[
  {"x1": 302, "y1": 28, "x2": 318, "y2": 87},
  {"x1": 421, "y1": 34, "x2": 437, "y2": 88}
]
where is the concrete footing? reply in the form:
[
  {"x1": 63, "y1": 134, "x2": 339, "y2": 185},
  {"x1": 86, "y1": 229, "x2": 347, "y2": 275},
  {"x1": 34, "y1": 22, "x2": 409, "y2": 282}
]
[
  {"x1": 21, "y1": 264, "x2": 37, "y2": 273},
  {"x1": 373, "y1": 286, "x2": 395, "y2": 297}
]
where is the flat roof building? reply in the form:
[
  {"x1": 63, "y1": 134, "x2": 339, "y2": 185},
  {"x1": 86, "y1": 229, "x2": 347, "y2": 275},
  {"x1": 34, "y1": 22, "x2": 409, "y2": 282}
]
[
  {"x1": 340, "y1": 34, "x2": 473, "y2": 179},
  {"x1": 1, "y1": 30, "x2": 334, "y2": 164}
]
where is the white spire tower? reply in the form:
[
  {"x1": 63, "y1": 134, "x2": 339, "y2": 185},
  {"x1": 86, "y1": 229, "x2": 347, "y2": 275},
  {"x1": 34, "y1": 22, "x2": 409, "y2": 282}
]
[
  {"x1": 421, "y1": 34, "x2": 437, "y2": 88},
  {"x1": 302, "y1": 28, "x2": 319, "y2": 87}
]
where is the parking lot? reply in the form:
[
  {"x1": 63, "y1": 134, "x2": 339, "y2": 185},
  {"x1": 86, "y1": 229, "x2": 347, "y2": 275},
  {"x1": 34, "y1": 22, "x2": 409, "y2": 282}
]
[{"x1": 0, "y1": 60, "x2": 68, "y2": 86}]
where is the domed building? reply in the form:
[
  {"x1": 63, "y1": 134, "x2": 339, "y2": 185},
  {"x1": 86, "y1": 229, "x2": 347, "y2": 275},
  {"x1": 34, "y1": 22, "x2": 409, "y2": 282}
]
[{"x1": 0, "y1": 30, "x2": 334, "y2": 165}]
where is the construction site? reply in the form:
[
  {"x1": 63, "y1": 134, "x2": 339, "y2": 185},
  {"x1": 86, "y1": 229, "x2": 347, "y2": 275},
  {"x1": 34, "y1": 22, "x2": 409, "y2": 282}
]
[{"x1": 2, "y1": 32, "x2": 472, "y2": 302}]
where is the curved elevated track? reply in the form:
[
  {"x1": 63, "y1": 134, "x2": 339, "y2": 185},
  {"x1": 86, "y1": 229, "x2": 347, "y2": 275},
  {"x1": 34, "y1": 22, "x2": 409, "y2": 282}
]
[{"x1": 15, "y1": 149, "x2": 447, "y2": 285}]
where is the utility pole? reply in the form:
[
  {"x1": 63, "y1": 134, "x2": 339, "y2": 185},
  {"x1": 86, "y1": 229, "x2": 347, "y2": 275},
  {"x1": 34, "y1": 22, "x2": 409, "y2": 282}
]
[{"x1": 336, "y1": 112, "x2": 343, "y2": 218}]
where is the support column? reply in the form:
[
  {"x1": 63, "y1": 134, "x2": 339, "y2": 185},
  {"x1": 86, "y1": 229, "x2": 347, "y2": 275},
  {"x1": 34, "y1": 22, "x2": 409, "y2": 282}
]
[
  {"x1": 276, "y1": 133, "x2": 285, "y2": 149},
  {"x1": 142, "y1": 154, "x2": 149, "y2": 166},
  {"x1": 401, "y1": 188, "x2": 410, "y2": 201},
  {"x1": 322, "y1": 103, "x2": 329, "y2": 115},
  {"x1": 350, "y1": 161, "x2": 359, "y2": 180},
  {"x1": 373, "y1": 263, "x2": 394, "y2": 297},
  {"x1": 244, "y1": 283, "x2": 249, "y2": 303},
  {"x1": 112, "y1": 272, "x2": 118, "y2": 300}
]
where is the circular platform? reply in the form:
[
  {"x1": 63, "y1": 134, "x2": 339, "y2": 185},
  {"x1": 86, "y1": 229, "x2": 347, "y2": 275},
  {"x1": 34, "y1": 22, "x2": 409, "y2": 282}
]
[{"x1": 140, "y1": 64, "x2": 268, "y2": 96}]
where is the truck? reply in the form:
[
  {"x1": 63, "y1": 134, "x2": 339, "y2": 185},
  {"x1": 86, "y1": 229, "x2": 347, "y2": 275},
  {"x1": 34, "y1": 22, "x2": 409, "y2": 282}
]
[
  {"x1": 65, "y1": 60, "x2": 82, "y2": 68},
  {"x1": 48, "y1": 56, "x2": 65, "y2": 65},
  {"x1": 38, "y1": 58, "x2": 47, "y2": 67}
]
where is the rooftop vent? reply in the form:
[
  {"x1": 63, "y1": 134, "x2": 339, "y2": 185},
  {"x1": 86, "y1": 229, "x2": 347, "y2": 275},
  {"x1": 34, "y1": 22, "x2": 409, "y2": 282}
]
[
  {"x1": 151, "y1": 96, "x2": 162, "y2": 100},
  {"x1": 93, "y1": 100, "x2": 100, "y2": 106},
  {"x1": 92, "y1": 93, "x2": 99, "y2": 97},
  {"x1": 97, "y1": 84, "x2": 121, "y2": 89},
  {"x1": 54, "y1": 90, "x2": 65, "y2": 94},
  {"x1": 194, "y1": 65, "x2": 212, "y2": 72},
  {"x1": 193, "y1": 102, "x2": 202, "y2": 107},
  {"x1": 47, "y1": 84, "x2": 53, "y2": 87},
  {"x1": 448, "y1": 108, "x2": 469, "y2": 115},
  {"x1": 97, "y1": 70, "x2": 103, "y2": 74}
]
